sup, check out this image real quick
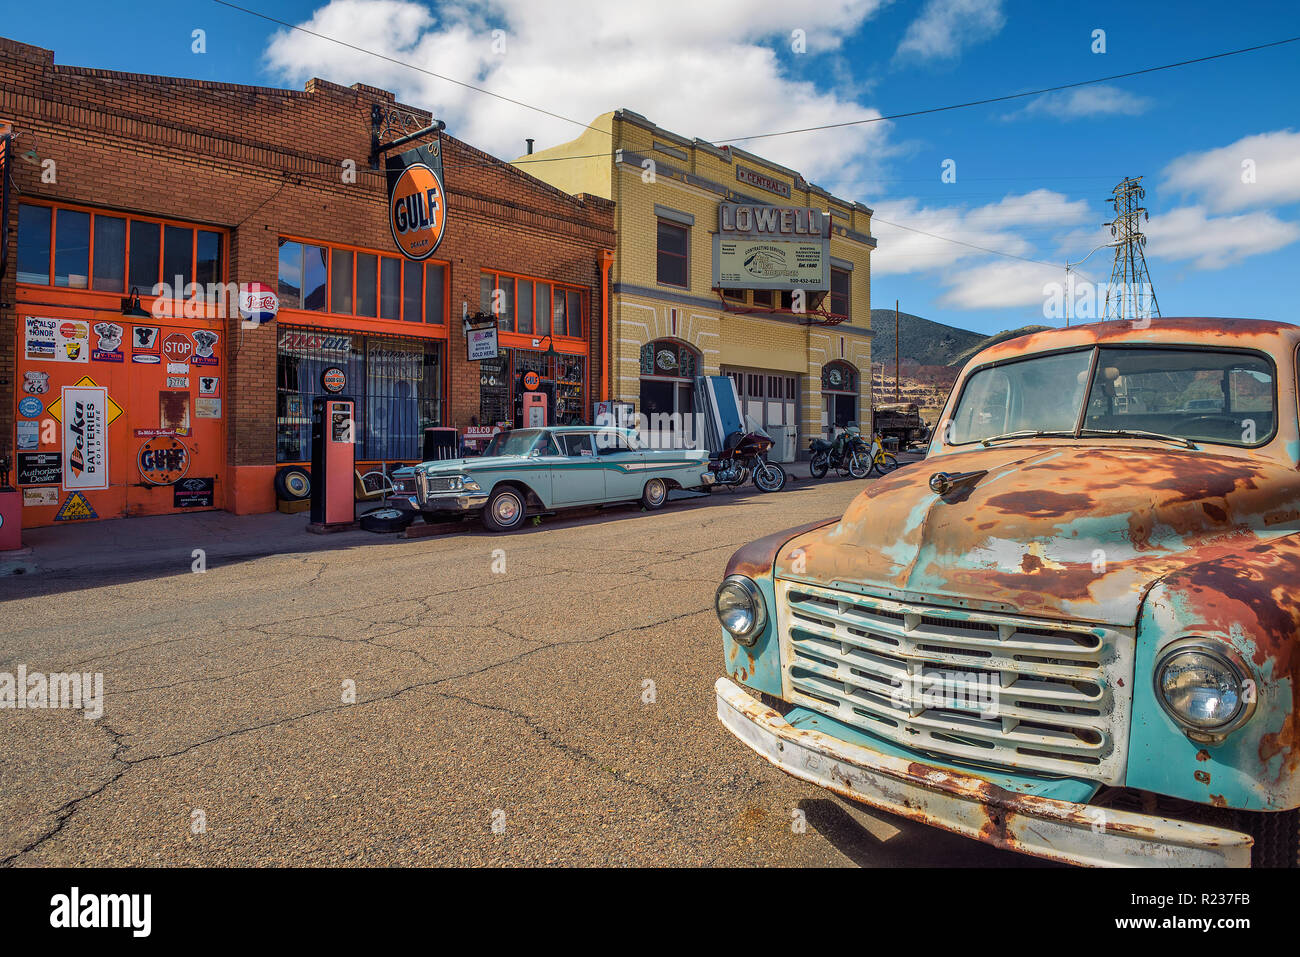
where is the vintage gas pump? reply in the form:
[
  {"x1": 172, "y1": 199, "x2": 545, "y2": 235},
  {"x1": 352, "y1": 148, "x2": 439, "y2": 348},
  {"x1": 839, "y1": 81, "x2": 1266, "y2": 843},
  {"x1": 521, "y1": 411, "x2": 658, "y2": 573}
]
[
  {"x1": 522, "y1": 391, "x2": 547, "y2": 428},
  {"x1": 309, "y1": 395, "x2": 356, "y2": 527}
]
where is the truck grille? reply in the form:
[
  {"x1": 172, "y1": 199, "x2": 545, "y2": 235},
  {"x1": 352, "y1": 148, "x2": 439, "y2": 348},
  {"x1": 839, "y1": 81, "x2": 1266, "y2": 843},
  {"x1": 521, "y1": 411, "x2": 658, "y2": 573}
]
[{"x1": 776, "y1": 580, "x2": 1132, "y2": 783}]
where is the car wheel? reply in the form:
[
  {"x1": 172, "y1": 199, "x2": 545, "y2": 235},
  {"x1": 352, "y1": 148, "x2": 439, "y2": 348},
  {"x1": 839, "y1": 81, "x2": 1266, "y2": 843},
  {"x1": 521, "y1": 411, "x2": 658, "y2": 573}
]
[
  {"x1": 809, "y1": 454, "x2": 828, "y2": 479},
  {"x1": 275, "y1": 465, "x2": 311, "y2": 501},
  {"x1": 753, "y1": 460, "x2": 787, "y2": 493},
  {"x1": 641, "y1": 477, "x2": 668, "y2": 510},
  {"x1": 483, "y1": 486, "x2": 527, "y2": 532},
  {"x1": 359, "y1": 506, "x2": 414, "y2": 533}
]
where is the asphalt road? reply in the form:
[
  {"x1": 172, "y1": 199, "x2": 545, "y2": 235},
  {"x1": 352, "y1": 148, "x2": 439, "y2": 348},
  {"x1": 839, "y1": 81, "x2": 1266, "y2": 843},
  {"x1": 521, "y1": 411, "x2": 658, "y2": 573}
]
[{"x1": 0, "y1": 474, "x2": 1046, "y2": 867}]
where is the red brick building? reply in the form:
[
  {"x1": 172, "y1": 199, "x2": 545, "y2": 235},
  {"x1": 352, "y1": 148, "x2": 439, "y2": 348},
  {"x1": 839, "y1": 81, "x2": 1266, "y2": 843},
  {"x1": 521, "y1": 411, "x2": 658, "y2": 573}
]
[{"x1": 0, "y1": 36, "x2": 616, "y2": 527}]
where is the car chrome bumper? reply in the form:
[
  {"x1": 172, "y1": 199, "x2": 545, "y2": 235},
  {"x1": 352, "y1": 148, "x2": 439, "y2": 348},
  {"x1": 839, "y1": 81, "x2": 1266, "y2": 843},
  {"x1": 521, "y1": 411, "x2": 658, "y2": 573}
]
[
  {"x1": 714, "y1": 676, "x2": 1252, "y2": 868},
  {"x1": 419, "y1": 491, "x2": 489, "y2": 513}
]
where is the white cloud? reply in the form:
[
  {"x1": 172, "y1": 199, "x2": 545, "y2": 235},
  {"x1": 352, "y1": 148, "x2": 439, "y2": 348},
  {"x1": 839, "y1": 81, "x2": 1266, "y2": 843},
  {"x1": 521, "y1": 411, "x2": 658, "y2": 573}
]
[
  {"x1": 1162, "y1": 129, "x2": 1300, "y2": 214},
  {"x1": 263, "y1": 0, "x2": 892, "y2": 191},
  {"x1": 895, "y1": 0, "x2": 1004, "y2": 63},
  {"x1": 871, "y1": 189, "x2": 1091, "y2": 275},
  {"x1": 936, "y1": 260, "x2": 1060, "y2": 309},
  {"x1": 1014, "y1": 85, "x2": 1151, "y2": 121},
  {"x1": 1145, "y1": 204, "x2": 1300, "y2": 270}
]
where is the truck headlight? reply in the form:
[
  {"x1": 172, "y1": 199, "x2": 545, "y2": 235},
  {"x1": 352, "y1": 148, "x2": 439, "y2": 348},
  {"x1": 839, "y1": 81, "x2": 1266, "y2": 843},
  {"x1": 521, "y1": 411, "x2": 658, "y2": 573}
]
[
  {"x1": 716, "y1": 576, "x2": 766, "y2": 646},
  {"x1": 1155, "y1": 640, "x2": 1254, "y2": 736}
]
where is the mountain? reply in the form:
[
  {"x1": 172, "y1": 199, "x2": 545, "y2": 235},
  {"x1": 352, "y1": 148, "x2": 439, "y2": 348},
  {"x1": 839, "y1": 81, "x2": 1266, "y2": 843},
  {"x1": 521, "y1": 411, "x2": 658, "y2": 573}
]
[{"x1": 869, "y1": 309, "x2": 987, "y2": 368}]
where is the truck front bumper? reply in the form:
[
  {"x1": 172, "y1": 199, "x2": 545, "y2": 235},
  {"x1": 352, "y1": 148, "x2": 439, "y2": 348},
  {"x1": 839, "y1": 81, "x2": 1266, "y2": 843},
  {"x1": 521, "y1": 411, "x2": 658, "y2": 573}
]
[{"x1": 715, "y1": 677, "x2": 1252, "y2": 868}]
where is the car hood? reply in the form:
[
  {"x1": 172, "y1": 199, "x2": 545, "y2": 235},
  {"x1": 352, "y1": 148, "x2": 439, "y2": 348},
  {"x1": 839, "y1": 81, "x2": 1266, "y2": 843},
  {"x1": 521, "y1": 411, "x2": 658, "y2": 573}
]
[
  {"x1": 407, "y1": 455, "x2": 527, "y2": 474},
  {"x1": 775, "y1": 444, "x2": 1300, "y2": 626}
]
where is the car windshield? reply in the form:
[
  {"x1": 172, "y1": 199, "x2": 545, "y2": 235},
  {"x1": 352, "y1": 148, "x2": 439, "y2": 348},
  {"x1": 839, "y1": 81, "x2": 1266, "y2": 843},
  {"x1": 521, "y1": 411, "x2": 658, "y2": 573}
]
[
  {"x1": 483, "y1": 429, "x2": 546, "y2": 457},
  {"x1": 949, "y1": 346, "x2": 1276, "y2": 448}
]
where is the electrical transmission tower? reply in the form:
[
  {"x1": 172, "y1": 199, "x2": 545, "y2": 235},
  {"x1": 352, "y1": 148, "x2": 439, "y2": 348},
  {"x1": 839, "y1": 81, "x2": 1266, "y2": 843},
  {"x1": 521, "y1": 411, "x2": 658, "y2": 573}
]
[{"x1": 1102, "y1": 176, "x2": 1160, "y2": 322}]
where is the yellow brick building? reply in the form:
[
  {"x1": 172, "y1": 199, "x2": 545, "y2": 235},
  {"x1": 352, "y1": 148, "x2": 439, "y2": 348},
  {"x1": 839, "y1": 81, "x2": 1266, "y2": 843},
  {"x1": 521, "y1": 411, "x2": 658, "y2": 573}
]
[{"x1": 515, "y1": 110, "x2": 876, "y2": 459}]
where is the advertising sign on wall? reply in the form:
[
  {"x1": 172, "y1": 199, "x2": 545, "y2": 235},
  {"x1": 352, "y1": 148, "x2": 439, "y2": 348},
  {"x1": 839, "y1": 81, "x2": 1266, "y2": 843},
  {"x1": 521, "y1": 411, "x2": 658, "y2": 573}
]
[
  {"x1": 467, "y1": 324, "x2": 499, "y2": 361},
  {"x1": 713, "y1": 203, "x2": 830, "y2": 292},
  {"x1": 25, "y1": 316, "x2": 90, "y2": 362},
  {"x1": 712, "y1": 235, "x2": 829, "y2": 290},
  {"x1": 60, "y1": 385, "x2": 109, "y2": 490},
  {"x1": 386, "y1": 141, "x2": 447, "y2": 261}
]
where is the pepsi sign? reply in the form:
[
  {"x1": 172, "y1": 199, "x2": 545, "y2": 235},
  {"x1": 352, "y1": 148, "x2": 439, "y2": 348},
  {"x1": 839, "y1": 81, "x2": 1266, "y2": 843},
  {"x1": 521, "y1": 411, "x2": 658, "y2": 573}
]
[{"x1": 239, "y1": 283, "x2": 280, "y2": 325}]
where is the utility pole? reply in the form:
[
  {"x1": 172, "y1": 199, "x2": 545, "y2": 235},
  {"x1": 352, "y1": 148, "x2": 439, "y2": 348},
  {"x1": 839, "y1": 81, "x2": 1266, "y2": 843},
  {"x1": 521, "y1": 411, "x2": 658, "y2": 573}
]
[
  {"x1": 894, "y1": 299, "x2": 900, "y2": 403},
  {"x1": 1102, "y1": 176, "x2": 1160, "y2": 323}
]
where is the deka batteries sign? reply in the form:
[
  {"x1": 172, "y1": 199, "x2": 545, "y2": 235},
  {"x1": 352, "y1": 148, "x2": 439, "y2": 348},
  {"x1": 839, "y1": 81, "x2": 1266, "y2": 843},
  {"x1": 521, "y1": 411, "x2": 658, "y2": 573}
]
[{"x1": 387, "y1": 141, "x2": 446, "y2": 261}]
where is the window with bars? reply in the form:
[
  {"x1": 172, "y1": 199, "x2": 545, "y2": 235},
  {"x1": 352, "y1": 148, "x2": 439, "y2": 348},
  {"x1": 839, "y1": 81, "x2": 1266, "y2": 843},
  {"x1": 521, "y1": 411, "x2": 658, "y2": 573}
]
[{"x1": 276, "y1": 325, "x2": 443, "y2": 463}]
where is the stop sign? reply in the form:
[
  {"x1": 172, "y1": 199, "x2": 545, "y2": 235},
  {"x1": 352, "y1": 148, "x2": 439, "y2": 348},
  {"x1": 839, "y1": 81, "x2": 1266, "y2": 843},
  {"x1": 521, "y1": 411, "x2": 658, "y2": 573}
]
[{"x1": 162, "y1": 333, "x2": 193, "y2": 362}]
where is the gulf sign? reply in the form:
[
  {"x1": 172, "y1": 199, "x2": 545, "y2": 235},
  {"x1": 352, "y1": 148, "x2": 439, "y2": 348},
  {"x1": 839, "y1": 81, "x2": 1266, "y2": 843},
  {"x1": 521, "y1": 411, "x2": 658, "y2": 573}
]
[
  {"x1": 389, "y1": 163, "x2": 446, "y2": 260},
  {"x1": 239, "y1": 282, "x2": 279, "y2": 325}
]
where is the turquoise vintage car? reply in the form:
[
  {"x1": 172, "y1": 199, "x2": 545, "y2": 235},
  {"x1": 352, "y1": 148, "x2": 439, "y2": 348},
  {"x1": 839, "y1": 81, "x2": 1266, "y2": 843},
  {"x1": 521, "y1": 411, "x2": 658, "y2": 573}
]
[{"x1": 392, "y1": 426, "x2": 713, "y2": 531}]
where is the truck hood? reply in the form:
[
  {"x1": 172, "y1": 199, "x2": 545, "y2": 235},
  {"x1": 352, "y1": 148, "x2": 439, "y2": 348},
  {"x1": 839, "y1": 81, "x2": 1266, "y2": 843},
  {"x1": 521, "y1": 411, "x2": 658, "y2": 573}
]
[{"x1": 776, "y1": 444, "x2": 1300, "y2": 626}]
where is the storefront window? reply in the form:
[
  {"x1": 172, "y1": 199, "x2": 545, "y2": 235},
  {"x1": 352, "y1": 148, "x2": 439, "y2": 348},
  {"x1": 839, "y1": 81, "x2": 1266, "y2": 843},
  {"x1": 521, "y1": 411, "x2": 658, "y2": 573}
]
[
  {"x1": 16, "y1": 204, "x2": 223, "y2": 295},
  {"x1": 163, "y1": 225, "x2": 193, "y2": 292},
  {"x1": 330, "y1": 250, "x2": 353, "y2": 314},
  {"x1": 92, "y1": 216, "x2": 126, "y2": 292},
  {"x1": 424, "y1": 263, "x2": 446, "y2": 324},
  {"x1": 478, "y1": 349, "x2": 587, "y2": 429},
  {"x1": 129, "y1": 220, "x2": 161, "y2": 293},
  {"x1": 380, "y1": 256, "x2": 401, "y2": 320},
  {"x1": 196, "y1": 229, "x2": 223, "y2": 297},
  {"x1": 276, "y1": 325, "x2": 443, "y2": 463},
  {"x1": 535, "y1": 282, "x2": 551, "y2": 337},
  {"x1": 402, "y1": 260, "x2": 422, "y2": 322},
  {"x1": 517, "y1": 279, "x2": 534, "y2": 334},
  {"x1": 16, "y1": 204, "x2": 51, "y2": 284},
  {"x1": 278, "y1": 239, "x2": 302, "y2": 307},
  {"x1": 54, "y1": 209, "x2": 90, "y2": 288},
  {"x1": 303, "y1": 245, "x2": 327, "y2": 311},
  {"x1": 356, "y1": 253, "x2": 378, "y2": 317}
]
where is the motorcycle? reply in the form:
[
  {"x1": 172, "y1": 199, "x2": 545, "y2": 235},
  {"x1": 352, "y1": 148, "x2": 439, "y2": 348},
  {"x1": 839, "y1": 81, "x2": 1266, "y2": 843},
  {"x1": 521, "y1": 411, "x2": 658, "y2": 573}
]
[
  {"x1": 808, "y1": 426, "x2": 869, "y2": 479},
  {"x1": 711, "y1": 418, "x2": 787, "y2": 493}
]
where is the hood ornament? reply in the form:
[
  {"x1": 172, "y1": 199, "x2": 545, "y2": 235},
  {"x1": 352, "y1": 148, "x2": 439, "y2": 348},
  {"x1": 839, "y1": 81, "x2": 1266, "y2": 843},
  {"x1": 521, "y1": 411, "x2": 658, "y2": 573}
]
[{"x1": 929, "y1": 469, "x2": 988, "y2": 500}]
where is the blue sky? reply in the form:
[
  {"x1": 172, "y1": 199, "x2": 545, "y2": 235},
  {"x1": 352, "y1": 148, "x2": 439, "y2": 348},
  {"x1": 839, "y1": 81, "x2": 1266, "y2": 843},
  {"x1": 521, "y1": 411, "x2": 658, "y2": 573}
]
[{"x1": 5, "y1": 0, "x2": 1299, "y2": 335}]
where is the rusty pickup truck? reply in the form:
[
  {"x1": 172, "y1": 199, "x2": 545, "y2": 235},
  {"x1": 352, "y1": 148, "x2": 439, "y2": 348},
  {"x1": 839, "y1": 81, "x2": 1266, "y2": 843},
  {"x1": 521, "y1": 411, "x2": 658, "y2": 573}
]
[{"x1": 714, "y1": 317, "x2": 1300, "y2": 867}]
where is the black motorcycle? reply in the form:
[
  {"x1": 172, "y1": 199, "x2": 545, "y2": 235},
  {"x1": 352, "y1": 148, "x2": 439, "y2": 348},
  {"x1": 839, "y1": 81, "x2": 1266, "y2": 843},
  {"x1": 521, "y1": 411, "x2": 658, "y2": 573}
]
[
  {"x1": 711, "y1": 423, "x2": 787, "y2": 492},
  {"x1": 808, "y1": 426, "x2": 869, "y2": 479}
]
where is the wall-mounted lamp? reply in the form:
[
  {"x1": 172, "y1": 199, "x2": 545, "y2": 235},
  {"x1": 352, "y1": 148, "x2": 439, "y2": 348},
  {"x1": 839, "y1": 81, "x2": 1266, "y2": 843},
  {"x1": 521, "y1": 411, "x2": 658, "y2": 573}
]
[{"x1": 120, "y1": 287, "x2": 151, "y2": 318}]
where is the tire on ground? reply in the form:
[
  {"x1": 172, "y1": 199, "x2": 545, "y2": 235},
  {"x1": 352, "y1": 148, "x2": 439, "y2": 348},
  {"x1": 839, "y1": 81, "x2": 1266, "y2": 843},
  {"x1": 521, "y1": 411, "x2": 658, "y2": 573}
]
[
  {"x1": 275, "y1": 465, "x2": 311, "y2": 501},
  {"x1": 359, "y1": 506, "x2": 415, "y2": 533}
]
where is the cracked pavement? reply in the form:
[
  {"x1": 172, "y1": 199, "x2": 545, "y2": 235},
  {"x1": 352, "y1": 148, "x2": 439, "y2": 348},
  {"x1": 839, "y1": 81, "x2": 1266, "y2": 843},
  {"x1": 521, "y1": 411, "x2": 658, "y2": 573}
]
[{"x1": 0, "y1": 479, "x2": 1043, "y2": 867}]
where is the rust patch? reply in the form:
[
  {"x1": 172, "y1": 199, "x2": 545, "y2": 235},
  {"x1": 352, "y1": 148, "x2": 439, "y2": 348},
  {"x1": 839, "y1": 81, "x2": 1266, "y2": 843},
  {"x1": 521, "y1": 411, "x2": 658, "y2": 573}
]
[
  {"x1": 1196, "y1": 750, "x2": 1211, "y2": 762},
  {"x1": 1194, "y1": 770, "x2": 1211, "y2": 784}
]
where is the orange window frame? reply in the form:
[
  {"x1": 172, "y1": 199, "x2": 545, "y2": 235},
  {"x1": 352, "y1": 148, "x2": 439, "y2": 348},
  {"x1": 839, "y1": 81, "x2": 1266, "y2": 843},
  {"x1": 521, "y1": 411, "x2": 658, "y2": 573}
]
[
  {"x1": 15, "y1": 198, "x2": 227, "y2": 309},
  {"x1": 278, "y1": 234, "x2": 450, "y2": 340},
  {"x1": 481, "y1": 267, "x2": 587, "y2": 346}
]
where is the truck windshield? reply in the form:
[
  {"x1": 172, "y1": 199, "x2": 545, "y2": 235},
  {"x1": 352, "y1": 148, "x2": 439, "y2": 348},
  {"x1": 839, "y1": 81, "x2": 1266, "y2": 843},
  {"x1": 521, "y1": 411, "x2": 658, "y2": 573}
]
[{"x1": 949, "y1": 346, "x2": 1276, "y2": 448}]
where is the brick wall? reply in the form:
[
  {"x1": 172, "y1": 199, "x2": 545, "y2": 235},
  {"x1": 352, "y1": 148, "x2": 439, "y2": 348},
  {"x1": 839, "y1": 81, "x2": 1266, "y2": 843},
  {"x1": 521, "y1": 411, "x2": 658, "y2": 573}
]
[{"x1": 0, "y1": 36, "x2": 615, "y2": 478}]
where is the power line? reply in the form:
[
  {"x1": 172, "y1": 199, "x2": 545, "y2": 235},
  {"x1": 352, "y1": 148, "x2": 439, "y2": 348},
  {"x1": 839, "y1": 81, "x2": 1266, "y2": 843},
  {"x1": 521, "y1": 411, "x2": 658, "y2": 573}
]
[
  {"x1": 715, "y1": 35, "x2": 1300, "y2": 144},
  {"x1": 212, "y1": 0, "x2": 1298, "y2": 154},
  {"x1": 209, "y1": 0, "x2": 606, "y2": 136}
]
